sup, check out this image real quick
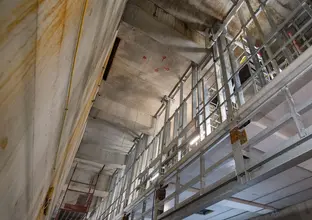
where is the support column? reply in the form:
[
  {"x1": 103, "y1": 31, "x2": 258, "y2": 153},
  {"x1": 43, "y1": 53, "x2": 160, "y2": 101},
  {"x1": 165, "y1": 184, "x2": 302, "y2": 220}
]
[
  {"x1": 197, "y1": 72, "x2": 206, "y2": 140},
  {"x1": 213, "y1": 43, "x2": 227, "y2": 122},
  {"x1": 237, "y1": 9, "x2": 267, "y2": 88},
  {"x1": 200, "y1": 153, "x2": 205, "y2": 195},
  {"x1": 192, "y1": 63, "x2": 198, "y2": 119},
  {"x1": 230, "y1": 127, "x2": 248, "y2": 183},
  {"x1": 284, "y1": 87, "x2": 306, "y2": 137},
  {"x1": 141, "y1": 200, "x2": 146, "y2": 220},
  {"x1": 228, "y1": 40, "x2": 245, "y2": 107},
  {"x1": 125, "y1": 141, "x2": 139, "y2": 207},
  {"x1": 163, "y1": 97, "x2": 172, "y2": 147},
  {"x1": 117, "y1": 167, "x2": 126, "y2": 215},
  {"x1": 155, "y1": 98, "x2": 171, "y2": 220},
  {"x1": 175, "y1": 171, "x2": 180, "y2": 207},
  {"x1": 159, "y1": 96, "x2": 171, "y2": 184},
  {"x1": 220, "y1": 32, "x2": 236, "y2": 105},
  {"x1": 216, "y1": 31, "x2": 234, "y2": 119},
  {"x1": 173, "y1": 110, "x2": 179, "y2": 139},
  {"x1": 246, "y1": 0, "x2": 280, "y2": 74},
  {"x1": 202, "y1": 79, "x2": 211, "y2": 136},
  {"x1": 179, "y1": 82, "x2": 184, "y2": 132}
]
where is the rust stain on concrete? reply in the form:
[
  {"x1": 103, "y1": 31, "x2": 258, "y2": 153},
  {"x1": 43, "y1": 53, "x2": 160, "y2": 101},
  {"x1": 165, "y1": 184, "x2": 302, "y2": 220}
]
[
  {"x1": 0, "y1": 137, "x2": 8, "y2": 150},
  {"x1": 0, "y1": 47, "x2": 35, "y2": 103},
  {"x1": 37, "y1": 1, "x2": 68, "y2": 47},
  {"x1": 0, "y1": 0, "x2": 70, "y2": 106},
  {"x1": 0, "y1": 0, "x2": 38, "y2": 45}
]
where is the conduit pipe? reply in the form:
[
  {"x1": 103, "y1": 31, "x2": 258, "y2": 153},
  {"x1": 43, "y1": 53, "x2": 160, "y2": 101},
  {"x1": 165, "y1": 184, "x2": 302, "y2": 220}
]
[{"x1": 53, "y1": 0, "x2": 89, "y2": 171}]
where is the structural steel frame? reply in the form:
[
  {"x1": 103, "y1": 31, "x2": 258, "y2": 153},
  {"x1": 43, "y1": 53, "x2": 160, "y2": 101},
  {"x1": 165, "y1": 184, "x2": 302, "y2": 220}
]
[
  {"x1": 54, "y1": 163, "x2": 104, "y2": 220},
  {"x1": 91, "y1": 0, "x2": 312, "y2": 219}
]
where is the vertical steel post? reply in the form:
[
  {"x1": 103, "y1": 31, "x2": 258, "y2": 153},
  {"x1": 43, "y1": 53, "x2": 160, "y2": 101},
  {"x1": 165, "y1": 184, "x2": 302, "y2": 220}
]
[
  {"x1": 179, "y1": 82, "x2": 184, "y2": 132},
  {"x1": 131, "y1": 210, "x2": 134, "y2": 220},
  {"x1": 159, "y1": 98, "x2": 171, "y2": 173},
  {"x1": 284, "y1": 87, "x2": 307, "y2": 137},
  {"x1": 200, "y1": 153, "x2": 205, "y2": 195},
  {"x1": 164, "y1": 98, "x2": 171, "y2": 147},
  {"x1": 141, "y1": 200, "x2": 146, "y2": 220},
  {"x1": 246, "y1": 0, "x2": 280, "y2": 74},
  {"x1": 231, "y1": 130, "x2": 247, "y2": 184},
  {"x1": 259, "y1": 0, "x2": 294, "y2": 64},
  {"x1": 228, "y1": 41, "x2": 245, "y2": 107},
  {"x1": 117, "y1": 167, "x2": 126, "y2": 215},
  {"x1": 125, "y1": 143, "x2": 139, "y2": 208},
  {"x1": 217, "y1": 31, "x2": 234, "y2": 119},
  {"x1": 175, "y1": 171, "x2": 180, "y2": 207},
  {"x1": 213, "y1": 43, "x2": 227, "y2": 122},
  {"x1": 220, "y1": 32, "x2": 236, "y2": 105},
  {"x1": 237, "y1": 8, "x2": 267, "y2": 88},
  {"x1": 202, "y1": 79, "x2": 211, "y2": 136},
  {"x1": 192, "y1": 63, "x2": 198, "y2": 119},
  {"x1": 173, "y1": 111, "x2": 179, "y2": 138}
]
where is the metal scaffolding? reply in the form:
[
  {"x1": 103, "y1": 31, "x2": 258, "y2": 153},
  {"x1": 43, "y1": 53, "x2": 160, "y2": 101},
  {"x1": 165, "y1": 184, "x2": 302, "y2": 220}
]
[
  {"x1": 92, "y1": 0, "x2": 312, "y2": 219},
  {"x1": 54, "y1": 163, "x2": 104, "y2": 220}
]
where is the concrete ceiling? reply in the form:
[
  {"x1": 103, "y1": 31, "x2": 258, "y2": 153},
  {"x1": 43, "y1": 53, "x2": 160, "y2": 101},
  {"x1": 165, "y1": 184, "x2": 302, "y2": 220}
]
[
  {"x1": 73, "y1": 0, "x2": 204, "y2": 204},
  {"x1": 149, "y1": 0, "x2": 231, "y2": 27},
  {"x1": 78, "y1": 20, "x2": 193, "y2": 172}
]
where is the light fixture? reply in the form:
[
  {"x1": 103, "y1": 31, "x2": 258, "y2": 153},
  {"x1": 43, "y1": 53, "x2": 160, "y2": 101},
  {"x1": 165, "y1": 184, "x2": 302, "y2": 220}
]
[{"x1": 190, "y1": 135, "x2": 200, "y2": 145}]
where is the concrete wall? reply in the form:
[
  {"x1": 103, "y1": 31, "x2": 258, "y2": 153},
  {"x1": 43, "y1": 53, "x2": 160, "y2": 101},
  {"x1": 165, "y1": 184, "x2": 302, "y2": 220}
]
[{"x1": 0, "y1": 0, "x2": 126, "y2": 219}]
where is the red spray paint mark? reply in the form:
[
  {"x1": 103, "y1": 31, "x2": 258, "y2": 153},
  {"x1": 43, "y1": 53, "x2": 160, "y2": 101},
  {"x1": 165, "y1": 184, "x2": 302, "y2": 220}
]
[
  {"x1": 164, "y1": 67, "x2": 170, "y2": 71},
  {"x1": 143, "y1": 56, "x2": 147, "y2": 60},
  {"x1": 162, "y1": 56, "x2": 167, "y2": 61},
  {"x1": 154, "y1": 68, "x2": 159, "y2": 72}
]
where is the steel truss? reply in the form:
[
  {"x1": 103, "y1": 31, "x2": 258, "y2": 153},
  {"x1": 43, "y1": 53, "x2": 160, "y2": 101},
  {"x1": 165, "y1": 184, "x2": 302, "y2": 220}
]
[{"x1": 92, "y1": 0, "x2": 312, "y2": 219}]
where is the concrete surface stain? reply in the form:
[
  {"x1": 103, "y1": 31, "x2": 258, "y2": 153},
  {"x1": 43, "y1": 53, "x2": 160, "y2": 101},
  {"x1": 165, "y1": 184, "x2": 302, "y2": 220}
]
[
  {"x1": 0, "y1": 137, "x2": 8, "y2": 150},
  {"x1": 0, "y1": 0, "x2": 38, "y2": 45},
  {"x1": 0, "y1": 47, "x2": 35, "y2": 97},
  {"x1": 1, "y1": 0, "x2": 68, "y2": 105},
  {"x1": 37, "y1": 1, "x2": 67, "y2": 47}
]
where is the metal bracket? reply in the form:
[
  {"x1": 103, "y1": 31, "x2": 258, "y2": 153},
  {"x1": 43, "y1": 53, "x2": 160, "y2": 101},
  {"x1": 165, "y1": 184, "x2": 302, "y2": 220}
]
[
  {"x1": 230, "y1": 127, "x2": 249, "y2": 183},
  {"x1": 161, "y1": 95, "x2": 173, "y2": 104}
]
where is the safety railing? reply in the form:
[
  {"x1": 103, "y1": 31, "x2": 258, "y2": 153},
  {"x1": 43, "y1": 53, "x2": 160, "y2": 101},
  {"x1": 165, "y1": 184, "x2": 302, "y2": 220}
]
[
  {"x1": 91, "y1": 0, "x2": 312, "y2": 219},
  {"x1": 53, "y1": 163, "x2": 103, "y2": 220}
]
